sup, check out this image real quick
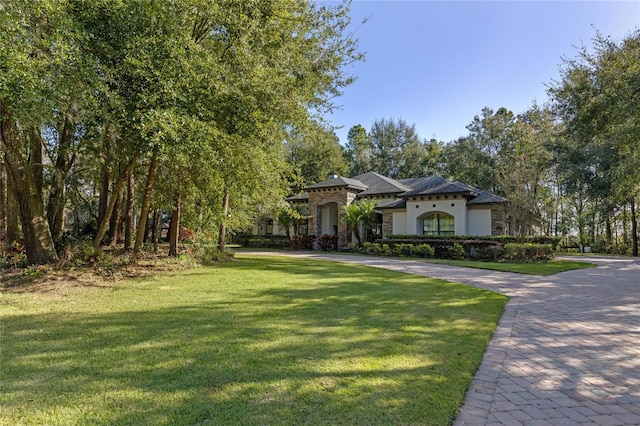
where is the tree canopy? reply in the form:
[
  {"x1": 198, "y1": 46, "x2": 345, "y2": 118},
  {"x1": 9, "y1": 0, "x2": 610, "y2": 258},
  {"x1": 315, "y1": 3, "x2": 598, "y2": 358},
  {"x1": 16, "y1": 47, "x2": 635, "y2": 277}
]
[{"x1": 0, "y1": 0, "x2": 362, "y2": 263}]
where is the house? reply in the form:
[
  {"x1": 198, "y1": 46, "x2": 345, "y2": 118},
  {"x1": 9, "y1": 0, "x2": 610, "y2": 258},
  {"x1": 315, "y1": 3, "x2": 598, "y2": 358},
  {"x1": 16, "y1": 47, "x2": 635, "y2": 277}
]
[{"x1": 253, "y1": 171, "x2": 535, "y2": 248}]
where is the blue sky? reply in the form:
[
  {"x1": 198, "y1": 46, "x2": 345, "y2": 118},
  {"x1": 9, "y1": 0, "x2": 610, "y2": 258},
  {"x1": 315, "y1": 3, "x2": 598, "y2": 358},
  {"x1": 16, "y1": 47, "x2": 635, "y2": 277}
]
[{"x1": 323, "y1": 0, "x2": 640, "y2": 144}]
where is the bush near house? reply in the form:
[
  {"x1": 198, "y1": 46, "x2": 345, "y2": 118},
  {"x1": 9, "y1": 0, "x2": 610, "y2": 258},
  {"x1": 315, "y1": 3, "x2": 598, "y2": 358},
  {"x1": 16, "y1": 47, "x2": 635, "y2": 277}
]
[
  {"x1": 291, "y1": 234, "x2": 316, "y2": 250},
  {"x1": 504, "y1": 243, "x2": 555, "y2": 262},
  {"x1": 317, "y1": 234, "x2": 338, "y2": 251},
  {"x1": 372, "y1": 238, "x2": 555, "y2": 263},
  {"x1": 240, "y1": 235, "x2": 291, "y2": 249},
  {"x1": 377, "y1": 238, "x2": 503, "y2": 261},
  {"x1": 386, "y1": 234, "x2": 562, "y2": 250}
]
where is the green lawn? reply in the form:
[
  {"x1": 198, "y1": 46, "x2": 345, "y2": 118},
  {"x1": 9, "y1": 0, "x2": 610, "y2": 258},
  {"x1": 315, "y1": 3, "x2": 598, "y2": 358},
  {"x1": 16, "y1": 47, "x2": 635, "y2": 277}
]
[
  {"x1": 421, "y1": 258, "x2": 597, "y2": 275},
  {"x1": 1, "y1": 256, "x2": 507, "y2": 425}
]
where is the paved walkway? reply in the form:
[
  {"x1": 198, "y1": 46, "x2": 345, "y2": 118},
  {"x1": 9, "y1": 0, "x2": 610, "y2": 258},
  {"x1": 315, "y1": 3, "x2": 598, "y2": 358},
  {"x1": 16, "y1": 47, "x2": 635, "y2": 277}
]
[{"x1": 243, "y1": 251, "x2": 640, "y2": 425}]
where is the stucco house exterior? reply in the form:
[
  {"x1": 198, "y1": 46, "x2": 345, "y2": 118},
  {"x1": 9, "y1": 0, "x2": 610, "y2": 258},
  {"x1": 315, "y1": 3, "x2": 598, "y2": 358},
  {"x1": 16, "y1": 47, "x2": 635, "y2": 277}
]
[{"x1": 253, "y1": 171, "x2": 526, "y2": 249}]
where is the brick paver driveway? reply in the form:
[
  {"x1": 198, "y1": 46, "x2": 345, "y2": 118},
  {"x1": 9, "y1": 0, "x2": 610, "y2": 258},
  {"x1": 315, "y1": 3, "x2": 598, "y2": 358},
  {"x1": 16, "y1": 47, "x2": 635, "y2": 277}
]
[{"x1": 244, "y1": 252, "x2": 640, "y2": 425}]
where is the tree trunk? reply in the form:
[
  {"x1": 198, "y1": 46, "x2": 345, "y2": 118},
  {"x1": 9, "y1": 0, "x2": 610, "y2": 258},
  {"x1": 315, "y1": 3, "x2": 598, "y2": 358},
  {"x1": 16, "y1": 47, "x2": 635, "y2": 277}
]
[
  {"x1": 0, "y1": 104, "x2": 58, "y2": 264},
  {"x1": 168, "y1": 193, "x2": 181, "y2": 257},
  {"x1": 124, "y1": 171, "x2": 135, "y2": 250},
  {"x1": 97, "y1": 126, "x2": 111, "y2": 234},
  {"x1": 218, "y1": 188, "x2": 230, "y2": 252},
  {"x1": 29, "y1": 127, "x2": 44, "y2": 197},
  {"x1": 5, "y1": 157, "x2": 19, "y2": 243},
  {"x1": 0, "y1": 157, "x2": 5, "y2": 235},
  {"x1": 152, "y1": 209, "x2": 160, "y2": 253},
  {"x1": 93, "y1": 153, "x2": 138, "y2": 248},
  {"x1": 106, "y1": 187, "x2": 123, "y2": 246},
  {"x1": 46, "y1": 115, "x2": 76, "y2": 244},
  {"x1": 133, "y1": 152, "x2": 159, "y2": 257},
  {"x1": 631, "y1": 198, "x2": 638, "y2": 257}
]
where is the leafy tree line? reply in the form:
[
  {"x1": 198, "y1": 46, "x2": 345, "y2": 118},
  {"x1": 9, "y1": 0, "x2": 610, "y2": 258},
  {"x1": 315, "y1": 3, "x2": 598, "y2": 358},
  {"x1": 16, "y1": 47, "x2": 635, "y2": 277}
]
[
  {"x1": 336, "y1": 31, "x2": 639, "y2": 255},
  {"x1": 0, "y1": 0, "x2": 362, "y2": 265}
]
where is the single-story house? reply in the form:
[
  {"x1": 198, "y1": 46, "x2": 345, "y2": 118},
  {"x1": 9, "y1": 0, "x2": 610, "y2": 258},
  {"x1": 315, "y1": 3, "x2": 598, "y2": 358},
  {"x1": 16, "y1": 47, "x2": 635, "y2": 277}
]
[{"x1": 252, "y1": 171, "x2": 539, "y2": 248}]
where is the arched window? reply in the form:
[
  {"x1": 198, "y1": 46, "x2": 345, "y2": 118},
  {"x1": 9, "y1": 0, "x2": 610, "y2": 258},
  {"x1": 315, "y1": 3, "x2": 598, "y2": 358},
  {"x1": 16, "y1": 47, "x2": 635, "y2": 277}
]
[{"x1": 422, "y1": 213, "x2": 454, "y2": 236}]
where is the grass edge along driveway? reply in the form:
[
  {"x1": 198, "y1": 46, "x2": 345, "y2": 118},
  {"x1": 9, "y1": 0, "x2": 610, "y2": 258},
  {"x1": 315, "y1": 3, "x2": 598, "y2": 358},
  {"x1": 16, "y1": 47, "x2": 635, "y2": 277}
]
[{"x1": 1, "y1": 256, "x2": 507, "y2": 425}]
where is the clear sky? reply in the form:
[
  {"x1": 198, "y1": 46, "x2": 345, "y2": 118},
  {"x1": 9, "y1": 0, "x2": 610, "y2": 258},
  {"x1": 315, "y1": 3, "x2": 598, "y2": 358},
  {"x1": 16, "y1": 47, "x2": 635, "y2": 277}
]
[{"x1": 323, "y1": 0, "x2": 640, "y2": 145}]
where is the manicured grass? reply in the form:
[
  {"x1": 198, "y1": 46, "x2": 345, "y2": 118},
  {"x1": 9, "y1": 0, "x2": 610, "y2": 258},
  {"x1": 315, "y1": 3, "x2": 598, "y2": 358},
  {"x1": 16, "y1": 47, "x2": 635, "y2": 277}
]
[
  {"x1": 421, "y1": 258, "x2": 597, "y2": 275},
  {"x1": 1, "y1": 256, "x2": 506, "y2": 425}
]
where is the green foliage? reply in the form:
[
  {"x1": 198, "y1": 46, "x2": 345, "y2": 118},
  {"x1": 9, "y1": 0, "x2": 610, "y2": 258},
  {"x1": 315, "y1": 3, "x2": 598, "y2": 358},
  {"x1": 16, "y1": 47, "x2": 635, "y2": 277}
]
[
  {"x1": 0, "y1": 241, "x2": 28, "y2": 269},
  {"x1": 394, "y1": 243, "x2": 415, "y2": 257},
  {"x1": 339, "y1": 199, "x2": 378, "y2": 245},
  {"x1": 1, "y1": 0, "x2": 363, "y2": 263},
  {"x1": 193, "y1": 245, "x2": 234, "y2": 266},
  {"x1": 243, "y1": 236, "x2": 290, "y2": 249},
  {"x1": 414, "y1": 244, "x2": 435, "y2": 258},
  {"x1": 22, "y1": 265, "x2": 50, "y2": 279},
  {"x1": 277, "y1": 206, "x2": 303, "y2": 239},
  {"x1": 386, "y1": 234, "x2": 562, "y2": 249},
  {"x1": 549, "y1": 30, "x2": 640, "y2": 255},
  {"x1": 344, "y1": 124, "x2": 372, "y2": 176},
  {"x1": 504, "y1": 243, "x2": 555, "y2": 263},
  {"x1": 285, "y1": 122, "x2": 348, "y2": 192},
  {"x1": 368, "y1": 118, "x2": 430, "y2": 179},
  {"x1": 359, "y1": 242, "x2": 433, "y2": 258},
  {"x1": 448, "y1": 243, "x2": 467, "y2": 260}
]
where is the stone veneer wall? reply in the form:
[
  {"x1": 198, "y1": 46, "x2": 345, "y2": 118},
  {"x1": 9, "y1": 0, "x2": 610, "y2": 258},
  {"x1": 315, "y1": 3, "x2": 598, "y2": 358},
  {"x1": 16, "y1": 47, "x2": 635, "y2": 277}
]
[
  {"x1": 308, "y1": 187, "x2": 359, "y2": 249},
  {"x1": 490, "y1": 207, "x2": 507, "y2": 236},
  {"x1": 382, "y1": 211, "x2": 394, "y2": 238}
]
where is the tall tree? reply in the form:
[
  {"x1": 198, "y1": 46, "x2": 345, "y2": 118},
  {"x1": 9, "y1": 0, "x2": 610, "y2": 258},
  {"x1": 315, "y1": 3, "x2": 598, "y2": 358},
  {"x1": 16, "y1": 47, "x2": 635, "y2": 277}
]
[
  {"x1": 285, "y1": 122, "x2": 348, "y2": 191},
  {"x1": 369, "y1": 118, "x2": 427, "y2": 179},
  {"x1": 549, "y1": 30, "x2": 640, "y2": 254},
  {"x1": 344, "y1": 124, "x2": 372, "y2": 176}
]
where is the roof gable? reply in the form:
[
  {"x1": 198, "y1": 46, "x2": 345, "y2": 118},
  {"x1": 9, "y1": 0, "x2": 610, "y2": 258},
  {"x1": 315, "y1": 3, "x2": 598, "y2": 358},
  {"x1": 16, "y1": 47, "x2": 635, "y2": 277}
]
[
  {"x1": 305, "y1": 175, "x2": 367, "y2": 191},
  {"x1": 352, "y1": 171, "x2": 411, "y2": 196}
]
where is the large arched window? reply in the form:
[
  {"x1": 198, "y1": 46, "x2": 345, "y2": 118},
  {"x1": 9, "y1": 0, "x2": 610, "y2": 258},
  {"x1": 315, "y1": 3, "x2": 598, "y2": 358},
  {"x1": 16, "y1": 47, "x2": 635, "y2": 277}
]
[{"x1": 422, "y1": 213, "x2": 454, "y2": 236}]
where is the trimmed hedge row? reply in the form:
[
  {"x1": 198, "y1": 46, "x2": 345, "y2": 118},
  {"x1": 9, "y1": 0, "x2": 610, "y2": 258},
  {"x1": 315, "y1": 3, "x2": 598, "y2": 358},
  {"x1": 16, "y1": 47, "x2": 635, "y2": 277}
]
[
  {"x1": 376, "y1": 238, "x2": 504, "y2": 261},
  {"x1": 371, "y1": 238, "x2": 555, "y2": 262},
  {"x1": 240, "y1": 235, "x2": 291, "y2": 248},
  {"x1": 504, "y1": 243, "x2": 554, "y2": 262},
  {"x1": 386, "y1": 234, "x2": 562, "y2": 250}
]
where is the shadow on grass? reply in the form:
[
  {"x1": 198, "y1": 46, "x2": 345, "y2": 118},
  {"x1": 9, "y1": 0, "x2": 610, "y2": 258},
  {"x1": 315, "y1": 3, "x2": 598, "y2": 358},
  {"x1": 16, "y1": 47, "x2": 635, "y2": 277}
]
[{"x1": 2, "y1": 257, "x2": 506, "y2": 425}]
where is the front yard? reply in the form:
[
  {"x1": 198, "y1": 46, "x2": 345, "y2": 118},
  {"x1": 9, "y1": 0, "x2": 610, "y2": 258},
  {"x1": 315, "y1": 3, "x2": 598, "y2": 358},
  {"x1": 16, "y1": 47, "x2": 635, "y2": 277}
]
[{"x1": 1, "y1": 256, "x2": 506, "y2": 425}]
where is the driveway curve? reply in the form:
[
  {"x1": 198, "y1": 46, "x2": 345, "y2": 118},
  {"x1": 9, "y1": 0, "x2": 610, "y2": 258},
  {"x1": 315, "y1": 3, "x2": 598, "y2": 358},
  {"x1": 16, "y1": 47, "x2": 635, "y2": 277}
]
[{"x1": 242, "y1": 251, "x2": 640, "y2": 425}]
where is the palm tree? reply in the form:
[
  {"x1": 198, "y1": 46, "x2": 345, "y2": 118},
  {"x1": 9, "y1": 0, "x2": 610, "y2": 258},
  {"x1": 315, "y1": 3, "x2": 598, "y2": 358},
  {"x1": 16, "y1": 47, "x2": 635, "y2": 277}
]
[
  {"x1": 340, "y1": 199, "x2": 378, "y2": 245},
  {"x1": 356, "y1": 199, "x2": 379, "y2": 242},
  {"x1": 340, "y1": 204, "x2": 363, "y2": 245},
  {"x1": 277, "y1": 206, "x2": 301, "y2": 240}
]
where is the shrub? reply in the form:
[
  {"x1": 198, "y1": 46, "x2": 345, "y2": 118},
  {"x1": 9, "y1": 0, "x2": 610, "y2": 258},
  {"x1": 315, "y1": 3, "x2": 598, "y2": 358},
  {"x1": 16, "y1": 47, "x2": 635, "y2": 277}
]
[
  {"x1": 360, "y1": 242, "x2": 375, "y2": 255},
  {"x1": 193, "y1": 244, "x2": 234, "y2": 265},
  {"x1": 317, "y1": 234, "x2": 338, "y2": 251},
  {"x1": 504, "y1": 243, "x2": 554, "y2": 263},
  {"x1": 448, "y1": 242, "x2": 466, "y2": 260},
  {"x1": 83, "y1": 245, "x2": 104, "y2": 266},
  {"x1": 475, "y1": 244, "x2": 506, "y2": 262},
  {"x1": 386, "y1": 234, "x2": 562, "y2": 250},
  {"x1": 1, "y1": 240, "x2": 27, "y2": 269},
  {"x1": 395, "y1": 243, "x2": 415, "y2": 257},
  {"x1": 244, "y1": 235, "x2": 290, "y2": 248},
  {"x1": 291, "y1": 234, "x2": 315, "y2": 250},
  {"x1": 414, "y1": 243, "x2": 435, "y2": 258}
]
